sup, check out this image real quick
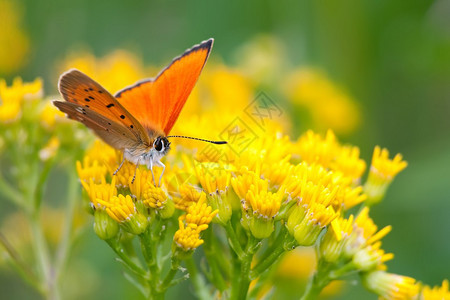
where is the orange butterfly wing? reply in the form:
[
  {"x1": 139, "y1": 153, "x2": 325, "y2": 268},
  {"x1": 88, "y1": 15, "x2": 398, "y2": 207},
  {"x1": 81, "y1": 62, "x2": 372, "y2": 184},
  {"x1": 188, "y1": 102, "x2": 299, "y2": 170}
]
[
  {"x1": 57, "y1": 69, "x2": 151, "y2": 147},
  {"x1": 115, "y1": 38, "x2": 213, "y2": 136}
]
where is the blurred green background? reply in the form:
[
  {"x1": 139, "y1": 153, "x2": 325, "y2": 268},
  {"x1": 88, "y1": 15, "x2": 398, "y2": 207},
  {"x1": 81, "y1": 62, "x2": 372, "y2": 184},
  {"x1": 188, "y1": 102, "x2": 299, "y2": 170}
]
[{"x1": 1, "y1": 0, "x2": 449, "y2": 299}]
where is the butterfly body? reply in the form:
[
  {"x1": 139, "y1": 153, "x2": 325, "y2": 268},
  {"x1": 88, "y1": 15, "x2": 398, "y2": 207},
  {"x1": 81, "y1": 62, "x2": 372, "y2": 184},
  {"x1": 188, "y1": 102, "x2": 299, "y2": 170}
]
[{"x1": 54, "y1": 39, "x2": 216, "y2": 185}]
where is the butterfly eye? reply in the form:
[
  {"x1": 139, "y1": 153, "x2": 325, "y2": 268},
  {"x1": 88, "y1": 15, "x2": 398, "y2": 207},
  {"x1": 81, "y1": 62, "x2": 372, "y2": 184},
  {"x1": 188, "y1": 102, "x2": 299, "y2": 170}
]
[{"x1": 154, "y1": 137, "x2": 164, "y2": 152}]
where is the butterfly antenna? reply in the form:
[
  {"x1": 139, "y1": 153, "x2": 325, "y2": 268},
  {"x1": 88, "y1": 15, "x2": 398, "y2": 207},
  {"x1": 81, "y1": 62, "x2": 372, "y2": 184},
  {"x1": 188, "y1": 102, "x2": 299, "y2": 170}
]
[{"x1": 167, "y1": 135, "x2": 227, "y2": 145}]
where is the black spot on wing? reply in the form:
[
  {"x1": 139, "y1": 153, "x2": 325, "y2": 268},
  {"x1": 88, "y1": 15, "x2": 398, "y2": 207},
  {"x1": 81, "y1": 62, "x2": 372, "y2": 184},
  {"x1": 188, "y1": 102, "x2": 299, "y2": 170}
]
[
  {"x1": 120, "y1": 115, "x2": 125, "y2": 119},
  {"x1": 84, "y1": 98, "x2": 90, "y2": 102},
  {"x1": 106, "y1": 103, "x2": 114, "y2": 108},
  {"x1": 88, "y1": 96, "x2": 95, "y2": 100}
]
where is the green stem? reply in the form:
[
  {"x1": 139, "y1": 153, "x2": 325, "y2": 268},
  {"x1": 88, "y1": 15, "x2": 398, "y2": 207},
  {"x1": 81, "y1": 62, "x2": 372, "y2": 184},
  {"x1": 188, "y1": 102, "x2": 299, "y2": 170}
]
[
  {"x1": 300, "y1": 273, "x2": 326, "y2": 300},
  {"x1": 0, "y1": 172, "x2": 26, "y2": 208},
  {"x1": 0, "y1": 232, "x2": 42, "y2": 293},
  {"x1": 250, "y1": 240, "x2": 285, "y2": 280},
  {"x1": 185, "y1": 257, "x2": 212, "y2": 300},
  {"x1": 225, "y1": 221, "x2": 245, "y2": 259},
  {"x1": 230, "y1": 235, "x2": 261, "y2": 300},
  {"x1": 106, "y1": 239, "x2": 147, "y2": 277},
  {"x1": 54, "y1": 170, "x2": 78, "y2": 284},
  {"x1": 159, "y1": 267, "x2": 178, "y2": 292},
  {"x1": 300, "y1": 260, "x2": 332, "y2": 300},
  {"x1": 203, "y1": 227, "x2": 228, "y2": 291}
]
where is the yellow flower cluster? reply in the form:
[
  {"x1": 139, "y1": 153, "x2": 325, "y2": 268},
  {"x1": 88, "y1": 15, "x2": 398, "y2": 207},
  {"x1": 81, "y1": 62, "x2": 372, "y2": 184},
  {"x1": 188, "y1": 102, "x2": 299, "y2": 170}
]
[
  {"x1": 344, "y1": 207, "x2": 394, "y2": 270},
  {"x1": 284, "y1": 69, "x2": 361, "y2": 135},
  {"x1": 0, "y1": 77, "x2": 42, "y2": 123},
  {"x1": 0, "y1": 0, "x2": 29, "y2": 74},
  {"x1": 418, "y1": 280, "x2": 450, "y2": 300},
  {"x1": 174, "y1": 192, "x2": 218, "y2": 251},
  {"x1": 62, "y1": 47, "x2": 447, "y2": 300}
]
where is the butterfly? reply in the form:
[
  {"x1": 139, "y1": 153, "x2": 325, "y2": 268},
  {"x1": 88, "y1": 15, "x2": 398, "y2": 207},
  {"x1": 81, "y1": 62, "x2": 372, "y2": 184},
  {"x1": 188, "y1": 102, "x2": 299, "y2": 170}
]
[{"x1": 54, "y1": 38, "x2": 226, "y2": 185}]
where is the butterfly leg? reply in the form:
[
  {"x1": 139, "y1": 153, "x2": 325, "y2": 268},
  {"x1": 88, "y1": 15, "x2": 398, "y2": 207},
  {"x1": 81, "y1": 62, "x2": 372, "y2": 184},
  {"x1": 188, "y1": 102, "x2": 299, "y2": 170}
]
[
  {"x1": 131, "y1": 157, "x2": 141, "y2": 184},
  {"x1": 113, "y1": 156, "x2": 126, "y2": 176},
  {"x1": 155, "y1": 160, "x2": 166, "y2": 187},
  {"x1": 149, "y1": 161, "x2": 157, "y2": 187}
]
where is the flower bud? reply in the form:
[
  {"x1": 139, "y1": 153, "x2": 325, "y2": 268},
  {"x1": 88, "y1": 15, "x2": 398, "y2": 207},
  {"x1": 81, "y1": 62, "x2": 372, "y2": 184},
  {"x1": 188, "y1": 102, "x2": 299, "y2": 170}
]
[{"x1": 93, "y1": 210, "x2": 119, "y2": 240}]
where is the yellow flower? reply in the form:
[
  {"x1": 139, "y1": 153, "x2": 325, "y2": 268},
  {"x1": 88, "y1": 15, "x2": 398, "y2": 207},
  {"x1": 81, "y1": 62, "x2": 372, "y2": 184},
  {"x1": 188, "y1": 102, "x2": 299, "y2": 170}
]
[
  {"x1": 173, "y1": 184, "x2": 203, "y2": 211},
  {"x1": 364, "y1": 146, "x2": 408, "y2": 205},
  {"x1": 180, "y1": 192, "x2": 218, "y2": 226},
  {"x1": 284, "y1": 69, "x2": 361, "y2": 135},
  {"x1": 0, "y1": 77, "x2": 42, "y2": 123},
  {"x1": 173, "y1": 220, "x2": 208, "y2": 251},
  {"x1": 418, "y1": 279, "x2": 450, "y2": 300},
  {"x1": 195, "y1": 162, "x2": 231, "y2": 195},
  {"x1": 293, "y1": 130, "x2": 341, "y2": 168},
  {"x1": 85, "y1": 140, "x2": 119, "y2": 172},
  {"x1": 285, "y1": 175, "x2": 339, "y2": 208},
  {"x1": 195, "y1": 162, "x2": 232, "y2": 224},
  {"x1": 39, "y1": 136, "x2": 60, "y2": 161},
  {"x1": 40, "y1": 101, "x2": 66, "y2": 128},
  {"x1": 0, "y1": 0, "x2": 30, "y2": 74},
  {"x1": 362, "y1": 270, "x2": 419, "y2": 300},
  {"x1": 76, "y1": 156, "x2": 108, "y2": 183},
  {"x1": 128, "y1": 168, "x2": 174, "y2": 218},
  {"x1": 343, "y1": 207, "x2": 393, "y2": 270},
  {"x1": 336, "y1": 185, "x2": 367, "y2": 210},
  {"x1": 319, "y1": 215, "x2": 354, "y2": 262},
  {"x1": 80, "y1": 176, "x2": 117, "y2": 209},
  {"x1": 352, "y1": 241, "x2": 394, "y2": 271},
  {"x1": 173, "y1": 192, "x2": 216, "y2": 252},
  {"x1": 233, "y1": 173, "x2": 284, "y2": 238},
  {"x1": 287, "y1": 202, "x2": 338, "y2": 246},
  {"x1": 112, "y1": 160, "x2": 139, "y2": 188},
  {"x1": 59, "y1": 49, "x2": 146, "y2": 93},
  {"x1": 96, "y1": 194, "x2": 148, "y2": 235},
  {"x1": 246, "y1": 180, "x2": 283, "y2": 219},
  {"x1": 330, "y1": 146, "x2": 366, "y2": 184}
]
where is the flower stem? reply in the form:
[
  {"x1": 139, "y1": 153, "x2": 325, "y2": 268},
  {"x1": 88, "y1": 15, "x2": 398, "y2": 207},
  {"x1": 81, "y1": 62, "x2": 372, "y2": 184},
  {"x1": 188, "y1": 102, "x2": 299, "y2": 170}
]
[
  {"x1": 300, "y1": 260, "x2": 332, "y2": 300},
  {"x1": 106, "y1": 239, "x2": 147, "y2": 277},
  {"x1": 230, "y1": 235, "x2": 261, "y2": 300},
  {"x1": 185, "y1": 257, "x2": 212, "y2": 300},
  {"x1": 225, "y1": 221, "x2": 245, "y2": 259}
]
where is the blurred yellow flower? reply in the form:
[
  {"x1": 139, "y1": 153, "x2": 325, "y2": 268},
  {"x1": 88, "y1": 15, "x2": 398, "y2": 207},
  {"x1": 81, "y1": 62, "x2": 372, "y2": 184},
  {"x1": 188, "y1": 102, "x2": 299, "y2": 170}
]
[
  {"x1": 284, "y1": 69, "x2": 361, "y2": 135},
  {"x1": 362, "y1": 270, "x2": 418, "y2": 300},
  {"x1": 0, "y1": 77, "x2": 42, "y2": 123},
  {"x1": 0, "y1": 0, "x2": 30, "y2": 74},
  {"x1": 59, "y1": 50, "x2": 147, "y2": 94},
  {"x1": 418, "y1": 279, "x2": 450, "y2": 300}
]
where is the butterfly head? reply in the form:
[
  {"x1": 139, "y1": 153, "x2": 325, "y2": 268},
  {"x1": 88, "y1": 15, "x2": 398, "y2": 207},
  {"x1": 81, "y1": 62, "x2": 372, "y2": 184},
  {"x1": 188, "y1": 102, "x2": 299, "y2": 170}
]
[{"x1": 153, "y1": 136, "x2": 171, "y2": 155}]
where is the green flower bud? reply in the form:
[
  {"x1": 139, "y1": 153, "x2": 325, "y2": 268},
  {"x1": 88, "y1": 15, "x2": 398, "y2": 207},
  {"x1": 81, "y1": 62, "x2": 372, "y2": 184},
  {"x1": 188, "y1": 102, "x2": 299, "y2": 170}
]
[{"x1": 93, "y1": 210, "x2": 119, "y2": 240}]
